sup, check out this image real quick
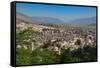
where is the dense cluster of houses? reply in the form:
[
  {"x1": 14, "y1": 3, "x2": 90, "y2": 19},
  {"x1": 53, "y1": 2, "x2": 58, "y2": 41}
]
[
  {"x1": 31, "y1": 27, "x2": 96, "y2": 55},
  {"x1": 16, "y1": 20, "x2": 96, "y2": 55}
]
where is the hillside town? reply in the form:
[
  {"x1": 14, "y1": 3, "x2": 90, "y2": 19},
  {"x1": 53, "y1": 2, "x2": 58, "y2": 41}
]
[{"x1": 16, "y1": 19, "x2": 96, "y2": 55}]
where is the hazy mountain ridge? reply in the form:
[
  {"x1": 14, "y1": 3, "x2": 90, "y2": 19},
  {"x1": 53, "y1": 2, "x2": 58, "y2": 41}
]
[
  {"x1": 16, "y1": 12, "x2": 64, "y2": 25},
  {"x1": 16, "y1": 12, "x2": 35, "y2": 24},
  {"x1": 68, "y1": 17, "x2": 96, "y2": 25},
  {"x1": 31, "y1": 17, "x2": 65, "y2": 25},
  {"x1": 16, "y1": 12, "x2": 96, "y2": 26}
]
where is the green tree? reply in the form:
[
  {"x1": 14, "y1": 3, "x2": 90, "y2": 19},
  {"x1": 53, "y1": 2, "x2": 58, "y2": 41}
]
[{"x1": 75, "y1": 39, "x2": 81, "y2": 45}]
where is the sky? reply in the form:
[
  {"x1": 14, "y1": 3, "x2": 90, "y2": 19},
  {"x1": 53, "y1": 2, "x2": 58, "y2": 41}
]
[{"x1": 16, "y1": 3, "x2": 96, "y2": 22}]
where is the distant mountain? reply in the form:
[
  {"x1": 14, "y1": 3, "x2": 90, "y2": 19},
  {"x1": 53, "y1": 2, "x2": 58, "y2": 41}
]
[
  {"x1": 68, "y1": 17, "x2": 96, "y2": 25},
  {"x1": 17, "y1": 12, "x2": 96, "y2": 26},
  {"x1": 16, "y1": 12, "x2": 39, "y2": 24},
  {"x1": 16, "y1": 12, "x2": 64, "y2": 25},
  {"x1": 88, "y1": 23, "x2": 96, "y2": 26},
  {"x1": 31, "y1": 17, "x2": 64, "y2": 25}
]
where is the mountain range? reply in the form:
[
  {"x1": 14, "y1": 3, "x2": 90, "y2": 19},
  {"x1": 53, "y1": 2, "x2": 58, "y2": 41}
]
[
  {"x1": 16, "y1": 12, "x2": 96, "y2": 26},
  {"x1": 68, "y1": 17, "x2": 96, "y2": 25}
]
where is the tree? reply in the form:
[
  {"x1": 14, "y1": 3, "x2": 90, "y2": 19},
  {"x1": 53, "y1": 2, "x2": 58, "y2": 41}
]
[
  {"x1": 75, "y1": 39, "x2": 81, "y2": 45},
  {"x1": 82, "y1": 46, "x2": 97, "y2": 61}
]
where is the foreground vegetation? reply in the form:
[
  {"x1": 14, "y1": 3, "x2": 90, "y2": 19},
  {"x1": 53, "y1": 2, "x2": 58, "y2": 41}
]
[{"x1": 16, "y1": 46, "x2": 97, "y2": 65}]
